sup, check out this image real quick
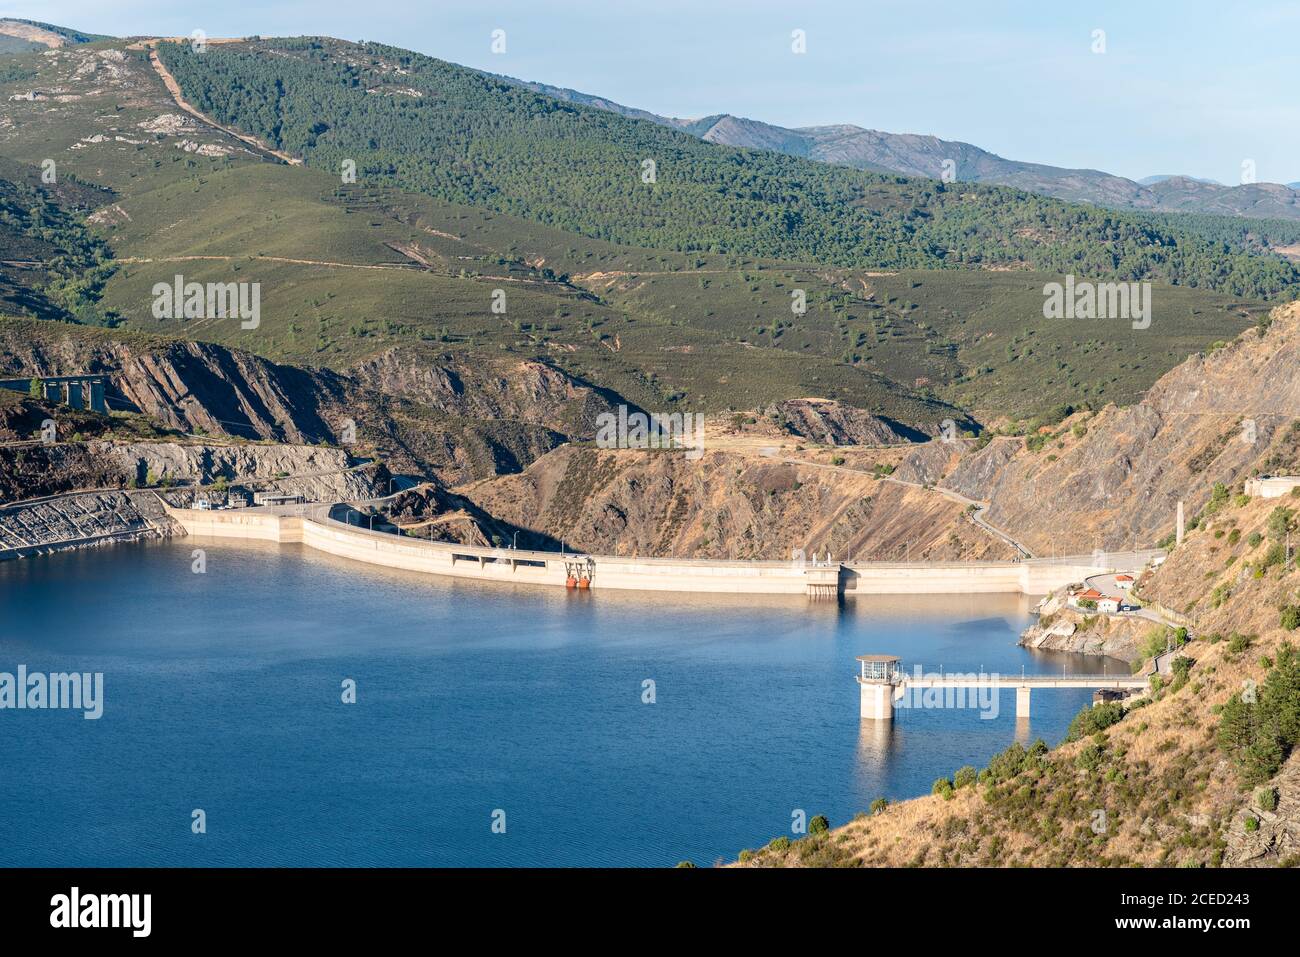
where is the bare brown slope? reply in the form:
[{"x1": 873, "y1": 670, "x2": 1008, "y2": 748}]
[
  {"x1": 927, "y1": 302, "x2": 1300, "y2": 554},
  {"x1": 458, "y1": 444, "x2": 1012, "y2": 561}
]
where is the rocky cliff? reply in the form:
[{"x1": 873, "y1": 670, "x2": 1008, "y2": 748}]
[{"x1": 0, "y1": 318, "x2": 579, "y2": 483}]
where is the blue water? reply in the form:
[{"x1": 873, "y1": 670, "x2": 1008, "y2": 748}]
[{"x1": 0, "y1": 539, "x2": 1121, "y2": 867}]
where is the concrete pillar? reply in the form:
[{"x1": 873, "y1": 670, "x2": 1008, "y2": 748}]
[
  {"x1": 1015, "y1": 686, "x2": 1031, "y2": 719},
  {"x1": 1176, "y1": 501, "x2": 1184, "y2": 545},
  {"x1": 859, "y1": 681, "x2": 894, "y2": 721},
  {"x1": 89, "y1": 380, "x2": 106, "y2": 413},
  {"x1": 66, "y1": 382, "x2": 83, "y2": 409},
  {"x1": 43, "y1": 381, "x2": 62, "y2": 402}
]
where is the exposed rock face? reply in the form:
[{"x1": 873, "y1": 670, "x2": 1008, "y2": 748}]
[
  {"x1": 771, "y1": 398, "x2": 928, "y2": 445},
  {"x1": 1019, "y1": 593, "x2": 1156, "y2": 664},
  {"x1": 0, "y1": 440, "x2": 129, "y2": 501},
  {"x1": 348, "y1": 349, "x2": 622, "y2": 439},
  {"x1": 95, "y1": 441, "x2": 383, "y2": 501},
  {"x1": 460, "y1": 444, "x2": 1014, "y2": 561},
  {"x1": 0, "y1": 319, "x2": 570, "y2": 483},
  {"x1": 892, "y1": 439, "x2": 965, "y2": 487},
  {"x1": 0, "y1": 324, "x2": 338, "y2": 443},
  {"x1": 383, "y1": 483, "x2": 559, "y2": 550},
  {"x1": 0, "y1": 489, "x2": 178, "y2": 560},
  {"x1": 1224, "y1": 750, "x2": 1300, "y2": 866},
  {"x1": 0, "y1": 437, "x2": 382, "y2": 503}
]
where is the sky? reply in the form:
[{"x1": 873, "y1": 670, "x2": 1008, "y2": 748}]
[{"x1": 19, "y1": 0, "x2": 1300, "y2": 185}]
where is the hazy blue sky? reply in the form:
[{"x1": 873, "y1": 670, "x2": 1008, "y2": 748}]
[{"x1": 22, "y1": 1, "x2": 1300, "y2": 184}]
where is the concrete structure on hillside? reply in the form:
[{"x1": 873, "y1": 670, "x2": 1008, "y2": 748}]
[
  {"x1": 1245, "y1": 476, "x2": 1300, "y2": 499},
  {"x1": 168, "y1": 503, "x2": 1163, "y2": 600},
  {"x1": 0, "y1": 375, "x2": 107, "y2": 413}
]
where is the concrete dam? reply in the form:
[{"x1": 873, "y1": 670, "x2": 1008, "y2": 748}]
[{"x1": 169, "y1": 503, "x2": 1162, "y2": 598}]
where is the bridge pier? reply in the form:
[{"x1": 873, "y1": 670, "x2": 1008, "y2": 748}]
[
  {"x1": 859, "y1": 681, "x2": 895, "y2": 721},
  {"x1": 1016, "y1": 685, "x2": 1031, "y2": 719}
]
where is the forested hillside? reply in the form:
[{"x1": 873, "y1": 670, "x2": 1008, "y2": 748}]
[{"x1": 156, "y1": 38, "x2": 1300, "y2": 300}]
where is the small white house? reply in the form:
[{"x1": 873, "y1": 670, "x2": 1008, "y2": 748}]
[
  {"x1": 1115, "y1": 574, "x2": 1134, "y2": 590},
  {"x1": 1097, "y1": 595, "x2": 1122, "y2": 614}
]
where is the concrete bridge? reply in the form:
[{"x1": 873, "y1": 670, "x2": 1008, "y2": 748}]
[
  {"x1": 0, "y1": 375, "x2": 107, "y2": 413},
  {"x1": 856, "y1": 655, "x2": 1150, "y2": 721}
]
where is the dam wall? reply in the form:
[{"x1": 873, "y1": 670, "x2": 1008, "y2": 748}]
[{"x1": 169, "y1": 506, "x2": 1159, "y2": 597}]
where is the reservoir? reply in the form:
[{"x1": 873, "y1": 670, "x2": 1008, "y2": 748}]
[{"x1": 0, "y1": 538, "x2": 1120, "y2": 867}]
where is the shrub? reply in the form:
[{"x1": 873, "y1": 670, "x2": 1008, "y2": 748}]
[
  {"x1": 1076, "y1": 741, "x2": 1107, "y2": 772},
  {"x1": 675, "y1": 860, "x2": 695, "y2": 868},
  {"x1": 767, "y1": 836, "x2": 791, "y2": 853},
  {"x1": 869, "y1": 797, "x2": 889, "y2": 815},
  {"x1": 1228, "y1": 633, "x2": 1254, "y2": 654},
  {"x1": 1248, "y1": 532, "x2": 1263, "y2": 548},
  {"x1": 1282, "y1": 606, "x2": 1300, "y2": 631},
  {"x1": 953, "y1": 765, "x2": 978, "y2": 789},
  {"x1": 1257, "y1": 788, "x2": 1279, "y2": 813},
  {"x1": 1066, "y1": 702, "x2": 1125, "y2": 742},
  {"x1": 1228, "y1": 528, "x2": 1242, "y2": 545},
  {"x1": 1244, "y1": 817, "x2": 1259, "y2": 833},
  {"x1": 737, "y1": 849, "x2": 755, "y2": 862},
  {"x1": 808, "y1": 815, "x2": 830, "y2": 835},
  {"x1": 931, "y1": 777, "x2": 955, "y2": 800}
]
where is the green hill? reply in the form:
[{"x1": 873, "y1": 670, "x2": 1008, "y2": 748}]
[
  {"x1": 0, "y1": 32, "x2": 1283, "y2": 429},
  {"x1": 156, "y1": 37, "x2": 1300, "y2": 300}
]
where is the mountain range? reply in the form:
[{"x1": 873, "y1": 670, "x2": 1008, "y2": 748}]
[{"x1": 508, "y1": 76, "x2": 1300, "y2": 222}]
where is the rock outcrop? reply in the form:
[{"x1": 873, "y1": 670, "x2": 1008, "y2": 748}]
[
  {"x1": 0, "y1": 489, "x2": 179, "y2": 560},
  {"x1": 1019, "y1": 592, "x2": 1158, "y2": 664},
  {"x1": 0, "y1": 318, "x2": 574, "y2": 483},
  {"x1": 770, "y1": 398, "x2": 929, "y2": 446},
  {"x1": 1224, "y1": 749, "x2": 1300, "y2": 866}
]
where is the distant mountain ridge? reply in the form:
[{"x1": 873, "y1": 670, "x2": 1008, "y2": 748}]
[
  {"x1": 0, "y1": 18, "x2": 109, "y2": 53},
  {"x1": 506, "y1": 76, "x2": 1300, "y2": 222}
]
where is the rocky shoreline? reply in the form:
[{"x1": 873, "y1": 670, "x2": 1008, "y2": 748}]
[{"x1": 1019, "y1": 589, "x2": 1159, "y2": 666}]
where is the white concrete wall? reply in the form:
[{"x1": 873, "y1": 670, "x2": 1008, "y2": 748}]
[
  {"x1": 169, "y1": 507, "x2": 1145, "y2": 597},
  {"x1": 1246, "y1": 477, "x2": 1300, "y2": 499}
]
